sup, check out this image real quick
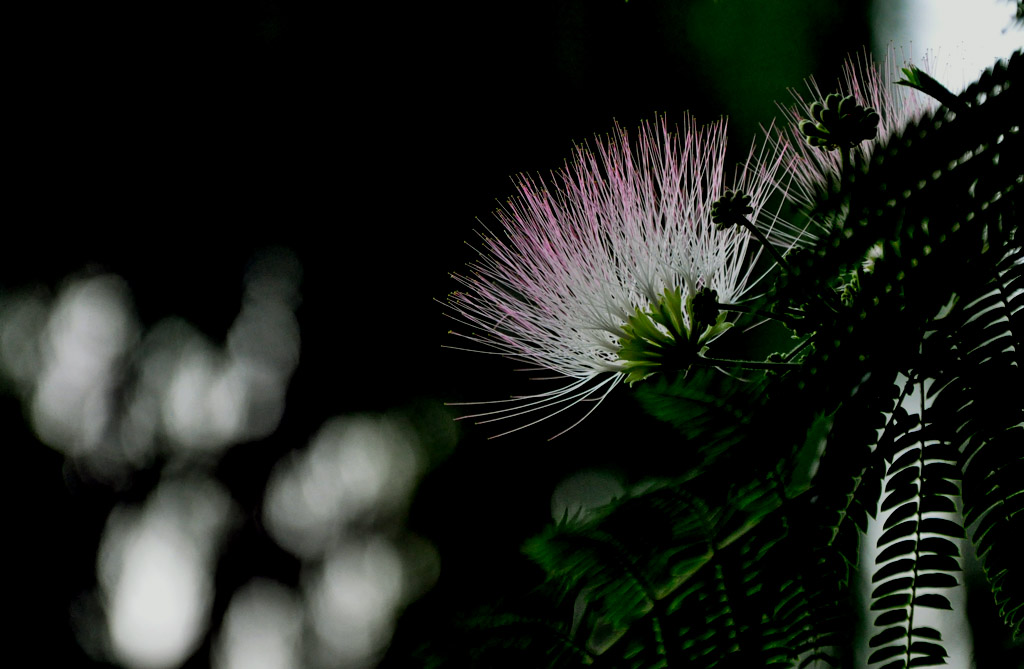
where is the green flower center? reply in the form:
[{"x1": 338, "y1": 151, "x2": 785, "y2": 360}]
[{"x1": 616, "y1": 287, "x2": 734, "y2": 384}]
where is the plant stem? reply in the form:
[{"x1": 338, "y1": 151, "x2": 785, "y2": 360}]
[
  {"x1": 715, "y1": 302, "x2": 801, "y2": 330},
  {"x1": 734, "y1": 215, "x2": 792, "y2": 273},
  {"x1": 696, "y1": 356, "x2": 801, "y2": 371}
]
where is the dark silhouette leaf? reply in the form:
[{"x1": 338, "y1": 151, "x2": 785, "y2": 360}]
[{"x1": 912, "y1": 594, "x2": 952, "y2": 610}]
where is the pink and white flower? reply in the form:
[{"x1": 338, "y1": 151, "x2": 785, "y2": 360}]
[
  {"x1": 765, "y1": 46, "x2": 942, "y2": 247},
  {"x1": 446, "y1": 116, "x2": 787, "y2": 437}
]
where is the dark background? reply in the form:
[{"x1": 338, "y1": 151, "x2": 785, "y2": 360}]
[{"x1": 5, "y1": 0, "x2": 951, "y2": 666}]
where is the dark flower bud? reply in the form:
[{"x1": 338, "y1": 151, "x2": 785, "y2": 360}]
[
  {"x1": 799, "y1": 93, "x2": 880, "y2": 151},
  {"x1": 690, "y1": 287, "x2": 720, "y2": 328},
  {"x1": 711, "y1": 189, "x2": 753, "y2": 229}
]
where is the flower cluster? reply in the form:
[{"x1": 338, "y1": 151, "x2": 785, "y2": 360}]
[{"x1": 446, "y1": 116, "x2": 787, "y2": 437}]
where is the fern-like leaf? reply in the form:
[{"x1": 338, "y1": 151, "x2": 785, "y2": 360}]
[
  {"x1": 929, "y1": 243, "x2": 1024, "y2": 639},
  {"x1": 867, "y1": 386, "x2": 964, "y2": 667}
]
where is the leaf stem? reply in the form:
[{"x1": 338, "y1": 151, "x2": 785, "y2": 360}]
[
  {"x1": 905, "y1": 377, "x2": 925, "y2": 668},
  {"x1": 783, "y1": 337, "x2": 814, "y2": 363}
]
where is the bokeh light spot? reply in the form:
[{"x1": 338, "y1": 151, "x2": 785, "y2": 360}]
[
  {"x1": 264, "y1": 414, "x2": 421, "y2": 559},
  {"x1": 30, "y1": 274, "x2": 137, "y2": 455},
  {"x1": 98, "y1": 478, "x2": 237, "y2": 669},
  {"x1": 306, "y1": 539, "x2": 405, "y2": 667},
  {"x1": 0, "y1": 289, "x2": 50, "y2": 389},
  {"x1": 551, "y1": 469, "x2": 625, "y2": 522},
  {"x1": 214, "y1": 579, "x2": 303, "y2": 669}
]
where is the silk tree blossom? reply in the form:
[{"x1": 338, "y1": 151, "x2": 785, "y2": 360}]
[
  {"x1": 446, "y1": 116, "x2": 788, "y2": 438},
  {"x1": 763, "y1": 46, "x2": 942, "y2": 249}
]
